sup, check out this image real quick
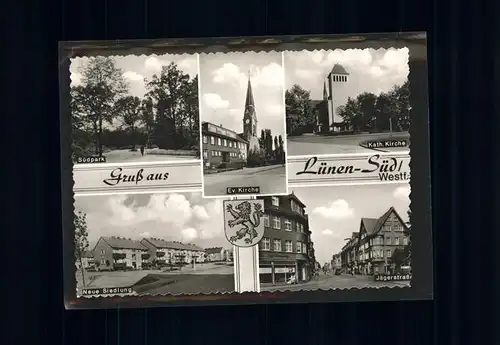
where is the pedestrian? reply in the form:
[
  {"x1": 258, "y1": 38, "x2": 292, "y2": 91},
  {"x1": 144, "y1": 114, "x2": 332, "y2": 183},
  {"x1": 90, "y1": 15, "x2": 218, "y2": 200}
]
[{"x1": 140, "y1": 144, "x2": 145, "y2": 156}]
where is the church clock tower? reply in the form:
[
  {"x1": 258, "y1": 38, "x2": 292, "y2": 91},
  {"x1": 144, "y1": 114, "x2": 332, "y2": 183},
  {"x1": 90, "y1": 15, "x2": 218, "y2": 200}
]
[{"x1": 242, "y1": 75, "x2": 260, "y2": 153}]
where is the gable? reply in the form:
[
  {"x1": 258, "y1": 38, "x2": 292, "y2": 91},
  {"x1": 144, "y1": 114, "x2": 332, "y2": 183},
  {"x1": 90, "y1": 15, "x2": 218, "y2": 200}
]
[{"x1": 380, "y1": 210, "x2": 407, "y2": 230}]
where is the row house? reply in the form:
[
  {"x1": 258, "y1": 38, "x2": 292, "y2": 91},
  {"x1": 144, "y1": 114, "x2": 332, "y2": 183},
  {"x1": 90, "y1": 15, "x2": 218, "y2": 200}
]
[
  {"x1": 205, "y1": 247, "x2": 224, "y2": 262},
  {"x1": 141, "y1": 238, "x2": 206, "y2": 266},
  {"x1": 93, "y1": 236, "x2": 149, "y2": 271},
  {"x1": 340, "y1": 232, "x2": 359, "y2": 272},
  {"x1": 338, "y1": 207, "x2": 410, "y2": 275},
  {"x1": 257, "y1": 193, "x2": 317, "y2": 284}
]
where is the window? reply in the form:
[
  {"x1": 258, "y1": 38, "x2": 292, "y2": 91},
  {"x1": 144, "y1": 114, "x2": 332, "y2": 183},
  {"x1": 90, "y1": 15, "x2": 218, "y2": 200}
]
[
  {"x1": 210, "y1": 136, "x2": 215, "y2": 145},
  {"x1": 272, "y1": 216, "x2": 281, "y2": 229},
  {"x1": 271, "y1": 197, "x2": 279, "y2": 206},
  {"x1": 386, "y1": 249, "x2": 392, "y2": 258},
  {"x1": 385, "y1": 236, "x2": 391, "y2": 245},
  {"x1": 223, "y1": 139, "x2": 227, "y2": 146},
  {"x1": 394, "y1": 237, "x2": 399, "y2": 245},
  {"x1": 260, "y1": 238, "x2": 270, "y2": 251},
  {"x1": 302, "y1": 243, "x2": 307, "y2": 254},
  {"x1": 284, "y1": 219, "x2": 292, "y2": 231},
  {"x1": 297, "y1": 223, "x2": 302, "y2": 232},
  {"x1": 285, "y1": 240, "x2": 293, "y2": 252},
  {"x1": 263, "y1": 214, "x2": 270, "y2": 227},
  {"x1": 202, "y1": 136, "x2": 208, "y2": 144},
  {"x1": 403, "y1": 237, "x2": 409, "y2": 245},
  {"x1": 203, "y1": 150, "x2": 208, "y2": 159},
  {"x1": 217, "y1": 138, "x2": 222, "y2": 146},
  {"x1": 296, "y1": 241, "x2": 302, "y2": 253},
  {"x1": 291, "y1": 200, "x2": 302, "y2": 213},
  {"x1": 273, "y1": 239, "x2": 281, "y2": 252}
]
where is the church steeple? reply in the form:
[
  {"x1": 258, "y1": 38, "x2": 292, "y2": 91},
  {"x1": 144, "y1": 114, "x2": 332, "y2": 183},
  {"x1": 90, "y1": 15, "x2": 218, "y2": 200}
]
[
  {"x1": 244, "y1": 73, "x2": 255, "y2": 110},
  {"x1": 323, "y1": 81, "x2": 328, "y2": 100},
  {"x1": 243, "y1": 72, "x2": 258, "y2": 138}
]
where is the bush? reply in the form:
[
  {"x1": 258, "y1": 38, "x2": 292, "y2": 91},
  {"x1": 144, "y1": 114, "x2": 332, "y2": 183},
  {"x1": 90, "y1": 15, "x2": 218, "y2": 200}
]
[{"x1": 247, "y1": 152, "x2": 266, "y2": 167}]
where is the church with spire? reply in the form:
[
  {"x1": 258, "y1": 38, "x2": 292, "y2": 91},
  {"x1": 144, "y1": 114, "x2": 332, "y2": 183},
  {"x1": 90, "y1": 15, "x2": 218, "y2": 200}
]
[{"x1": 239, "y1": 74, "x2": 261, "y2": 154}]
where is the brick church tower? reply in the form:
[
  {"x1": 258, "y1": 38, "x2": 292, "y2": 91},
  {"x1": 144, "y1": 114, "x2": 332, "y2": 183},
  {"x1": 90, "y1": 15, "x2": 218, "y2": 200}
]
[{"x1": 242, "y1": 76, "x2": 261, "y2": 153}]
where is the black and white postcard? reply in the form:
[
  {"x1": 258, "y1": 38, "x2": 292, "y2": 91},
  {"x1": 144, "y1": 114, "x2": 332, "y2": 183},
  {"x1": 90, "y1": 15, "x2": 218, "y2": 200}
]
[
  {"x1": 60, "y1": 33, "x2": 432, "y2": 309},
  {"x1": 284, "y1": 48, "x2": 411, "y2": 156},
  {"x1": 73, "y1": 192, "x2": 235, "y2": 297},
  {"x1": 198, "y1": 52, "x2": 288, "y2": 198}
]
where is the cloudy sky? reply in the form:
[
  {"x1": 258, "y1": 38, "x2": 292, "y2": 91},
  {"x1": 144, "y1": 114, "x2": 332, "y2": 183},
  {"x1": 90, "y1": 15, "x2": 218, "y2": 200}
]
[
  {"x1": 284, "y1": 48, "x2": 409, "y2": 105},
  {"x1": 70, "y1": 54, "x2": 198, "y2": 99},
  {"x1": 74, "y1": 192, "x2": 231, "y2": 250},
  {"x1": 290, "y1": 182, "x2": 411, "y2": 265},
  {"x1": 199, "y1": 52, "x2": 286, "y2": 137}
]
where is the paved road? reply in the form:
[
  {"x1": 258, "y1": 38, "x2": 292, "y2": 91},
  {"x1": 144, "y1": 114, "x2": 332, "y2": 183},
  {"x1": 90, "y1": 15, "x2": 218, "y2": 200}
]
[
  {"x1": 203, "y1": 165, "x2": 287, "y2": 197},
  {"x1": 287, "y1": 132, "x2": 410, "y2": 156},
  {"x1": 98, "y1": 149, "x2": 196, "y2": 163},
  {"x1": 261, "y1": 273, "x2": 409, "y2": 292}
]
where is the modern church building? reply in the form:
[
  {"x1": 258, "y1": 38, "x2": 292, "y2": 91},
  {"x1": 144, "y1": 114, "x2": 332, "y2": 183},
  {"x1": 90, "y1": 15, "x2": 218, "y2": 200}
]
[{"x1": 315, "y1": 64, "x2": 350, "y2": 133}]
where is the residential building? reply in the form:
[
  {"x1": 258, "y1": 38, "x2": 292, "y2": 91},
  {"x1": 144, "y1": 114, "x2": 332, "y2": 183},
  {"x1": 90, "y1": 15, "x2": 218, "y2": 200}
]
[
  {"x1": 140, "y1": 238, "x2": 205, "y2": 266},
  {"x1": 257, "y1": 193, "x2": 316, "y2": 284},
  {"x1": 222, "y1": 248, "x2": 233, "y2": 262},
  {"x1": 331, "y1": 253, "x2": 342, "y2": 270},
  {"x1": 205, "y1": 247, "x2": 224, "y2": 262},
  {"x1": 340, "y1": 232, "x2": 359, "y2": 273},
  {"x1": 201, "y1": 122, "x2": 249, "y2": 171},
  {"x1": 338, "y1": 207, "x2": 410, "y2": 275},
  {"x1": 93, "y1": 236, "x2": 149, "y2": 271},
  {"x1": 77, "y1": 250, "x2": 95, "y2": 269}
]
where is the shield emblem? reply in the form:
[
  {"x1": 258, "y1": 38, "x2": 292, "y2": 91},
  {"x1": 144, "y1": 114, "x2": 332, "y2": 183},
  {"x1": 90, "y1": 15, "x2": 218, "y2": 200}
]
[{"x1": 223, "y1": 199, "x2": 265, "y2": 247}]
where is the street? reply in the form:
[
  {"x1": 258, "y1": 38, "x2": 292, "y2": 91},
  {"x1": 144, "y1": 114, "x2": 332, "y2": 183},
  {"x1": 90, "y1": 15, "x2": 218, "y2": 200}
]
[
  {"x1": 98, "y1": 149, "x2": 196, "y2": 163},
  {"x1": 287, "y1": 132, "x2": 410, "y2": 156},
  {"x1": 261, "y1": 272, "x2": 410, "y2": 292},
  {"x1": 203, "y1": 165, "x2": 287, "y2": 197}
]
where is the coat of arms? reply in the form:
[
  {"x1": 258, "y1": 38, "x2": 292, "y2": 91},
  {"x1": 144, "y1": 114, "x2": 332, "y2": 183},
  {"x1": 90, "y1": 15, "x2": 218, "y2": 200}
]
[{"x1": 223, "y1": 199, "x2": 265, "y2": 247}]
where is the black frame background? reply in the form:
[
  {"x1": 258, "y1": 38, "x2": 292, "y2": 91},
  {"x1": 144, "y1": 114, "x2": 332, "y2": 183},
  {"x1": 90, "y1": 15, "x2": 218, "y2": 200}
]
[{"x1": 6, "y1": 0, "x2": 498, "y2": 344}]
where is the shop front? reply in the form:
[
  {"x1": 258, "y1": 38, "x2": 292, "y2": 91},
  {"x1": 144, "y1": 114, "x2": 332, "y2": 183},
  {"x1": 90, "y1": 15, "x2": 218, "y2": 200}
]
[{"x1": 259, "y1": 253, "x2": 311, "y2": 285}]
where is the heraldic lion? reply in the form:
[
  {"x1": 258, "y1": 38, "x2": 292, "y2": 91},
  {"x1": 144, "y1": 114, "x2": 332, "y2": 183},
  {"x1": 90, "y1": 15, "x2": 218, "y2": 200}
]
[{"x1": 226, "y1": 201, "x2": 264, "y2": 244}]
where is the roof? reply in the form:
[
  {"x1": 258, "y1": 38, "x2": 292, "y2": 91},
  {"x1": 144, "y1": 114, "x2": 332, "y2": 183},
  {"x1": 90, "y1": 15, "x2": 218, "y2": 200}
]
[
  {"x1": 359, "y1": 207, "x2": 404, "y2": 237},
  {"x1": 202, "y1": 121, "x2": 248, "y2": 144},
  {"x1": 101, "y1": 237, "x2": 148, "y2": 250},
  {"x1": 244, "y1": 77, "x2": 255, "y2": 109},
  {"x1": 287, "y1": 192, "x2": 307, "y2": 208},
  {"x1": 205, "y1": 247, "x2": 223, "y2": 254},
  {"x1": 360, "y1": 218, "x2": 379, "y2": 235},
  {"x1": 82, "y1": 250, "x2": 94, "y2": 258},
  {"x1": 330, "y1": 64, "x2": 349, "y2": 75},
  {"x1": 142, "y1": 238, "x2": 204, "y2": 251}
]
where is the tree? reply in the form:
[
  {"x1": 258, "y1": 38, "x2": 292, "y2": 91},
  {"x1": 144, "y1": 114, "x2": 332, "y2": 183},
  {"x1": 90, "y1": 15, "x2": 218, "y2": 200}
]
[
  {"x1": 391, "y1": 248, "x2": 407, "y2": 271},
  {"x1": 273, "y1": 136, "x2": 279, "y2": 159},
  {"x1": 114, "y1": 96, "x2": 143, "y2": 149},
  {"x1": 404, "y1": 209, "x2": 412, "y2": 264},
  {"x1": 285, "y1": 85, "x2": 315, "y2": 135},
  {"x1": 71, "y1": 57, "x2": 128, "y2": 156},
  {"x1": 259, "y1": 129, "x2": 266, "y2": 152},
  {"x1": 141, "y1": 97, "x2": 155, "y2": 148},
  {"x1": 337, "y1": 97, "x2": 363, "y2": 132},
  {"x1": 264, "y1": 129, "x2": 273, "y2": 157},
  {"x1": 145, "y1": 62, "x2": 196, "y2": 149},
  {"x1": 357, "y1": 92, "x2": 378, "y2": 131},
  {"x1": 74, "y1": 211, "x2": 90, "y2": 287}
]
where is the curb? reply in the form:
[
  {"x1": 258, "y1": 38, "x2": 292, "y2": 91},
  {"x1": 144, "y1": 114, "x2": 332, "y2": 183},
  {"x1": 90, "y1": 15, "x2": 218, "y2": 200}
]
[{"x1": 133, "y1": 277, "x2": 176, "y2": 294}]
